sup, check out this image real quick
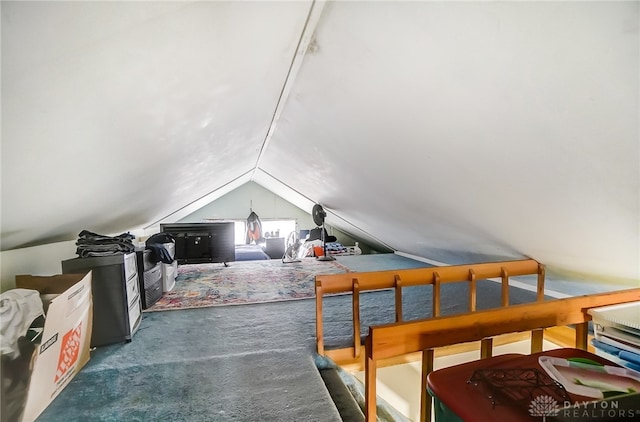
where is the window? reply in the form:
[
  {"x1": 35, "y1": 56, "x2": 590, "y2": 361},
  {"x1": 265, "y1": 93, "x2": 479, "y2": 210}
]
[{"x1": 232, "y1": 219, "x2": 297, "y2": 245}]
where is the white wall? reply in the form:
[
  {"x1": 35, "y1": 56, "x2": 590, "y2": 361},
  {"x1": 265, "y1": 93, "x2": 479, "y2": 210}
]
[
  {"x1": 258, "y1": 0, "x2": 640, "y2": 282},
  {"x1": 178, "y1": 181, "x2": 316, "y2": 227},
  {"x1": 178, "y1": 181, "x2": 373, "y2": 251},
  {"x1": 1, "y1": 0, "x2": 313, "y2": 251},
  {"x1": 2, "y1": 2, "x2": 636, "y2": 284},
  {"x1": 1, "y1": 240, "x2": 77, "y2": 292},
  {"x1": 0, "y1": 228, "x2": 149, "y2": 292}
]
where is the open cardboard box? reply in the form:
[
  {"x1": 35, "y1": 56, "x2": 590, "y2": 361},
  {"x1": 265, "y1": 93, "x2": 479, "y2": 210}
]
[{"x1": 9, "y1": 272, "x2": 93, "y2": 422}]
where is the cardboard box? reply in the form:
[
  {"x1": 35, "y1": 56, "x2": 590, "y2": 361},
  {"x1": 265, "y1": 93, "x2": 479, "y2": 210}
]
[{"x1": 13, "y1": 272, "x2": 93, "y2": 422}]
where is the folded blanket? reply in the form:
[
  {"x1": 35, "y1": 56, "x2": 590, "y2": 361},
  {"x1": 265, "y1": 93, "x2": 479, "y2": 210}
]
[{"x1": 75, "y1": 230, "x2": 135, "y2": 257}]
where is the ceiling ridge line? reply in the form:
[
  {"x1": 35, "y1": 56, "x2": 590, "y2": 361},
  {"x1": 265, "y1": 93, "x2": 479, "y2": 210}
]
[
  {"x1": 251, "y1": 0, "x2": 327, "y2": 179},
  {"x1": 255, "y1": 168, "x2": 395, "y2": 251},
  {"x1": 254, "y1": 168, "x2": 315, "y2": 202}
]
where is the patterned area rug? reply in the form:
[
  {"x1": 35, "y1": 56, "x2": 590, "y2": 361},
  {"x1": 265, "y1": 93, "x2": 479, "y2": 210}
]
[{"x1": 145, "y1": 258, "x2": 352, "y2": 311}]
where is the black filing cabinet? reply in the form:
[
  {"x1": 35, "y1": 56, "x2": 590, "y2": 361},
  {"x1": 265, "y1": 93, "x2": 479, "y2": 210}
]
[{"x1": 62, "y1": 252, "x2": 142, "y2": 347}]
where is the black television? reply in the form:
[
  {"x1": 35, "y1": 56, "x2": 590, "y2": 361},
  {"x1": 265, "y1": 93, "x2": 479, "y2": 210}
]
[{"x1": 160, "y1": 222, "x2": 235, "y2": 265}]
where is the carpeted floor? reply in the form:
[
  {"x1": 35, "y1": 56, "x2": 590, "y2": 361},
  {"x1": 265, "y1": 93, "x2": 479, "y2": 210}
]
[
  {"x1": 35, "y1": 253, "x2": 574, "y2": 422},
  {"x1": 38, "y1": 301, "x2": 343, "y2": 422},
  {"x1": 36, "y1": 254, "x2": 434, "y2": 421},
  {"x1": 146, "y1": 258, "x2": 352, "y2": 312}
]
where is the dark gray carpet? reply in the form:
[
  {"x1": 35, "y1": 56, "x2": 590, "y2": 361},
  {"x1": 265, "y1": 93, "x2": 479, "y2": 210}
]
[
  {"x1": 319, "y1": 368, "x2": 364, "y2": 422},
  {"x1": 38, "y1": 301, "x2": 342, "y2": 422},
  {"x1": 334, "y1": 253, "x2": 431, "y2": 272}
]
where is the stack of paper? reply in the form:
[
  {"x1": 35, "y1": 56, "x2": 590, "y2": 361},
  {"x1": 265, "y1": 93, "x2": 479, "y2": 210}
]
[{"x1": 588, "y1": 302, "x2": 640, "y2": 370}]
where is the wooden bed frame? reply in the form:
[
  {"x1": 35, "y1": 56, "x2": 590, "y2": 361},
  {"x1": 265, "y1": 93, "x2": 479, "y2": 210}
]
[{"x1": 314, "y1": 259, "x2": 640, "y2": 422}]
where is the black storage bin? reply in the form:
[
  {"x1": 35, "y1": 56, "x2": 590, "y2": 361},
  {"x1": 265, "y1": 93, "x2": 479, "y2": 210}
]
[
  {"x1": 136, "y1": 249, "x2": 163, "y2": 309},
  {"x1": 62, "y1": 253, "x2": 142, "y2": 347}
]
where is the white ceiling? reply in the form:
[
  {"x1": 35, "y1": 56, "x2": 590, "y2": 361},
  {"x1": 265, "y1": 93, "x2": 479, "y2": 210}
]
[{"x1": 2, "y1": 1, "x2": 638, "y2": 282}]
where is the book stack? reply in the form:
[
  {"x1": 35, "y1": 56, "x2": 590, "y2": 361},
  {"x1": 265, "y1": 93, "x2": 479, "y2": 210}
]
[{"x1": 588, "y1": 302, "x2": 640, "y2": 371}]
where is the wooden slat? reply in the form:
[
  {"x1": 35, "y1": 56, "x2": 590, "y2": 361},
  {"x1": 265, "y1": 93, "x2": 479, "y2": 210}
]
[
  {"x1": 530, "y1": 329, "x2": 544, "y2": 353},
  {"x1": 530, "y1": 265, "x2": 546, "y2": 353},
  {"x1": 353, "y1": 278, "x2": 361, "y2": 358},
  {"x1": 394, "y1": 274, "x2": 403, "y2": 322},
  {"x1": 315, "y1": 282, "x2": 324, "y2": 355},
  {"x1": 575, "y1": 321, "x2": 589, "y2": 350},
  {"x1": 501, "y1": 267, "x2": 509, "y2": 307},
  {"x1": 364, "y1": 336, "x2": 377, "y2": 421},
  {"x1": 367, "y1": 288, "x2": 640, "y2": 361},
  {"x1": 537, "y1": 264, "x2": 545, "y2": 301},
  {"x1": 420, "y1": 349, "x2": 434, "y2": 422},
  {"x1": 315, "y1": 259, "x2": 540, "y2": 294},
  {"x1": 432, "y1": 272, "x2": 441, "y2": 317},
  {"x1": 469, "y1": 269, "x2": 477, "y2": 312},
  {"x1": 480, "y1": 338, "x2": 493, "y2": 359}
]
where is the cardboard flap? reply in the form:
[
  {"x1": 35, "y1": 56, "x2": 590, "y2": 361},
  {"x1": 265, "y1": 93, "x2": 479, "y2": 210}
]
[{"x1": 16, "y1": 272, "x2": 92, "y2": 295}]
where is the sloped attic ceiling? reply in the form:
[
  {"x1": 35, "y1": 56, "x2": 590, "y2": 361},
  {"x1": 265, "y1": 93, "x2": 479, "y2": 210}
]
[{"x1": 1, "y1": 1, "x2": 638, "y2": 282}]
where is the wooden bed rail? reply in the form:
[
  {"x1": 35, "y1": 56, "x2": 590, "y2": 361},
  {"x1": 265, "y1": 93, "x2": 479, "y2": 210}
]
[
  {"x1": 364, "y1": 288, "x2": 640, "y2": 422},
  {"x1": 315, "y1": 259, "x2": 544, "y2": 357}
]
